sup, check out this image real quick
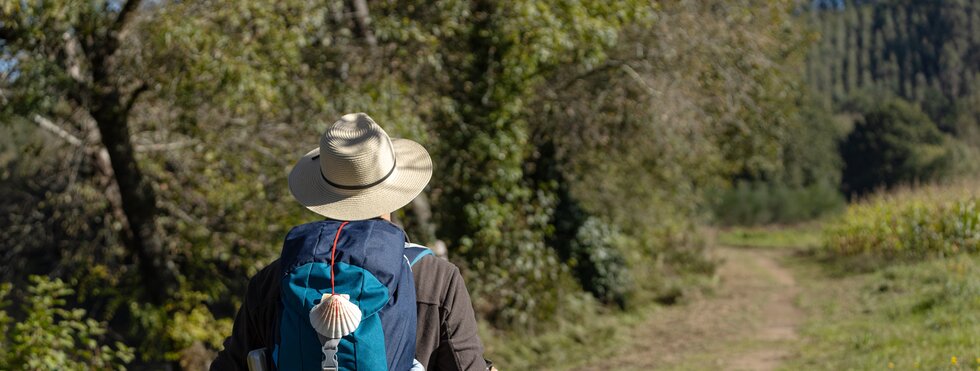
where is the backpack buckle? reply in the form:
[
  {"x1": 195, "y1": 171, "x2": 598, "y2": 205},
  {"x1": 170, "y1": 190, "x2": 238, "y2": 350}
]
[{"x1": 321, "y1": 338, "x2": 341, "y2": 371}]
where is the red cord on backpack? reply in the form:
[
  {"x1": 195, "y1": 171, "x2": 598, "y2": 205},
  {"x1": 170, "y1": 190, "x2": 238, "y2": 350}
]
[{"x1": 330, "y1": 221, "x2": 349, "y2": 295}]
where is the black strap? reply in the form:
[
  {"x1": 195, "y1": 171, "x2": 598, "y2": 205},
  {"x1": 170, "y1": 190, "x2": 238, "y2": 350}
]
[{"x1": 312, "y1": 155, "x2": 397, "y2": 190}]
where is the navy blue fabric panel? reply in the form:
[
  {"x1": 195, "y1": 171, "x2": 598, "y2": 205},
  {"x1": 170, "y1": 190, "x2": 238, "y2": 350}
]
[
  {"x1": 278, "y1": 220, "x2": 417, "y2": 371},
  {"x1": 380, "y1": 259, "x2": 416, "y2": 370}
]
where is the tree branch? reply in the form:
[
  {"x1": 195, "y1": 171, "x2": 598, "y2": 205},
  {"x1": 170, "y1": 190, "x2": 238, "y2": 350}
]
[
  {"x1": 123, "y1": 82, "x2": 149, "y2": 114},
  {"x1": 348, "y1": 0, "x2": 377, "y2": 47},
  {"x1": 110, "y1": 0, "x2": 143, "y2": 45},
  {"x1": 553, "y1": 61, "x2": 624, "y2": 92},
  {"x1": 90, "y1": 0, "x2": 142, "y2": 79},
  {"x1": 32, "y1": 115, "x2": 83, "y2": 146},
  {"x1": 62, "y1": 31, "x2": 88, "y2": 84},
  {"x1": 620, "y1": 64, "x2": 659, "y2": 96},
  {"x1": 135, "y1": 140, "x2": 195, "y2": 152}
]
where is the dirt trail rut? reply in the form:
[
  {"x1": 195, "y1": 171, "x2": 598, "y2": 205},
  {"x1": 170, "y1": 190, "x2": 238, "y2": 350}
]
[{"x1": 575, "y1": 247, "x2": 803, "y2": 371}]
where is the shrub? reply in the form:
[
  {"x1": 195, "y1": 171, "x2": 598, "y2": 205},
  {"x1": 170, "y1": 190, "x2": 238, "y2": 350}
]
[
  {"x1": 569, "y1": 218, "x2": 633, "y2": 308},
  {"x1": 824, "y1": 181, "x2": 980, "y2": 258},
  {"x1": 840, "y1": 98, "x2": 956, "y2": 197},
  {"x1": 711, "y1": 181, "x2": 845, "y2": 226},
  {"x1": 0, "y1": 276, "x2": 134, "y2": 370}
]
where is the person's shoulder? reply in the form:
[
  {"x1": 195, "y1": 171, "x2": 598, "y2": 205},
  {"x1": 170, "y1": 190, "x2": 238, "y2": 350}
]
[
  {"x1": 246, "y1": 259, "x2": 282, "y2": 294},
  {"x1": 409, "y1": 248, "x2": 464, "y2": 305},
  {"x1": 410, "y1": 251, "x2": 459, "y2": 277},
  {"x1": 405, "y1": 243, "x2": 456, "y2": 273},
  {"x1": 255, "y1": 259, "x2": 281, "y2": 278}
]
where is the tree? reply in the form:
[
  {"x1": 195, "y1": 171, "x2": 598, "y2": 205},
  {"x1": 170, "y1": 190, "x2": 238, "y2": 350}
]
[
  {"x1": 428, "y1": 0, "x2": 647, "y2": 327},
  {"x1": 804, "y1": 0, "x2": 980, "y2": 142},
  {"x1": 1, "y1": 1, "x2": 177, "y2": 303},
  {"x1": 840, "y1": 96, "x2": 954, "y2": 196}
]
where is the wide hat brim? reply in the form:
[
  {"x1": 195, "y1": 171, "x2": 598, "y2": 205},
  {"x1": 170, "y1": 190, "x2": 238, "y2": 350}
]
[{"x1": 288, "y1": 138, "x2": 433, "y2": 220}]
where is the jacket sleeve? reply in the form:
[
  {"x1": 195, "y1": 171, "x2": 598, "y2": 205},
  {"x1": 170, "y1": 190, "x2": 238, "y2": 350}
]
[
  {"x1": 435, "y1": 266, "x2": 488, "y2": 371},
  {"x1": 211, "y1": 260, "x2": 280, "y2": 371}
]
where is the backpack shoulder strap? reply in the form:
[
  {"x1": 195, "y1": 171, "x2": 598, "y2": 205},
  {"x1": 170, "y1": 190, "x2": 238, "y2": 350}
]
[{"x1": 404, "y1": 243, "x2": 434, "y2": 267}]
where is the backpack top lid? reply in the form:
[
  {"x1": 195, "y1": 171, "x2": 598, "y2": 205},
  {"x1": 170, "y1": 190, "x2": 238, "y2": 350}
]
[{"x1": 276, "y1": 219, "x2": 417, "y2": 371}]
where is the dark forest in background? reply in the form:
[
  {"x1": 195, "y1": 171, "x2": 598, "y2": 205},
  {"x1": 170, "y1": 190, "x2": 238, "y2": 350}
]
[
  {"x1": 805, "y1": 0, "x2": 980, "y2": 195},
  {"x1": 715, "y1": 0, "x2": 980, "y2": 225}
]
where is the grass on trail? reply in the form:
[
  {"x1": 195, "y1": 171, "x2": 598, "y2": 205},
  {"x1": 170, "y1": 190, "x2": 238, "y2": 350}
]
[
  {"x1": 787, "y1": 253, "x2": 980, "y2": 370},
  {"x1": 479, "y1": 299, "x2": 655, "y2": 370},
  {"x1": 723, "y1": 220, "x2": 979, "y2": 371},
  {"x1": 717, "y1": 223, "x2": 823, "y2": 249}
]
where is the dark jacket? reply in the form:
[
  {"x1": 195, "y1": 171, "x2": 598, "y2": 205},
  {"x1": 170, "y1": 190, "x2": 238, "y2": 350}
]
[{"x1": 210, "y1": 253, "x2": 488, "y2": 371}]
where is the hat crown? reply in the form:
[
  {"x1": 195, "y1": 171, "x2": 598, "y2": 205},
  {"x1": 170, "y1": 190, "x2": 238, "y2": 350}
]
[{"x1": 319, "y1": 113, "x2": 396, "y2": 188}]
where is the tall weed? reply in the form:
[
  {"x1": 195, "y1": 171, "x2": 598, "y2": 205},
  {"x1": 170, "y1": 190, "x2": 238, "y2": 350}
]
[{"x1": 824, "y1": 180, "x2": 980, "y2": 257}]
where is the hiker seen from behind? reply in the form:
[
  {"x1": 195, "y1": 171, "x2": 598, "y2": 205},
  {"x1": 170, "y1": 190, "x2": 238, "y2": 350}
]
[{"x1": 210, "y1": 113, "x2": 493, "y2": 371}]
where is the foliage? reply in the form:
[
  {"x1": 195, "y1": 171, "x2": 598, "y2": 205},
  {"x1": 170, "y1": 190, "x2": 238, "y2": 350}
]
[
  {"x1": 479, "y1": 292, "x2": 651, "y2": 370},
  {"x1": 527, "y1": 0, "x2": 813, "y2": 307},
  {"x1": 0, "y1": 276, "x2": 134, "y2": 370},
  {"x1": 0, "y1": 0, "x2": 853, "y2": 364},
  {"x1": 426, "y1": 0, "x2": 650, "y2": 328},
  {"x1": 803, "y1": 0, "x2": 980, "y2": 143},
  {"x1": 710, "y1": 181, "x2": 845, "y2": 226},
  {"x1": 567, "y1": 218, "x2": 632, "y2": 308},
  {"x1": 839, "y1": 97, "x2": 956, "y2": 196},
  {"x1": 791, "y1": 254, "x2": 980, "y2": 370},
  {"x1": 779, "y1": 92, "x2": 845, "y2": 188},
  {"x1": 824, "y1": 180, "x2": 980, "y2": 258}
]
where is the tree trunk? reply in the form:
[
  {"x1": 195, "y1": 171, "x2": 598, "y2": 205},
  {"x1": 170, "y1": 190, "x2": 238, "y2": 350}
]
[
  {"x1": 90, "y1": 89, "x2": 177, "y2": 304},
  {"x1": 348, "y1": 0, "x2": 377, "y2": 46}
]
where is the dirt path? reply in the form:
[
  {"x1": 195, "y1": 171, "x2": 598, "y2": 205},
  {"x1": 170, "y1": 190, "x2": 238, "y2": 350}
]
[{"x1": 574, "y1": 246, "x2": 803, "y2": 370}]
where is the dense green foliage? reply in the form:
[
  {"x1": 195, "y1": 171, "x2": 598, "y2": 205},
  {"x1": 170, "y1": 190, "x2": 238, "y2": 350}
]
[
  {"x1": 840, "y1": 97, "x2": 957, "y2": 196},
  {"x1": 714, "y1": 0, "x2": 980, "y2": 225},
  {"x1": 706, "y1": 47, "x2": 845, "y2": 225},
  {"x1": 824, "y1": 181, "x2": 980, "y2": 258},
  {"x1": 425, "y1": 0, "x2": 648, "y2": 326},
  {"x1": 0, "y1": 277, "x2": 134, "y2": 370},
  {"x1": 711, "y1": 181, "x2": 845, "y2": 226},
  {"x1": 804, "y1": 0, "x2": 980, "y2": 143}
]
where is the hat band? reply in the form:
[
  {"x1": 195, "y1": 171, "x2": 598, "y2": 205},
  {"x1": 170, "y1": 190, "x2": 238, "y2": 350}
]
[{"x1": 317, "y1": 157, "x2": 397, "y2": 190}]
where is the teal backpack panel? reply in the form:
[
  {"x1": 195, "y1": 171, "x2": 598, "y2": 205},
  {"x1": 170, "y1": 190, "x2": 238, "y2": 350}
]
[
  {"x1": 278, "y1": 262, "x2": 389, "y2": 371},
  {"x1": 274, "y1": 220, "x2": 417, "y2": 371}
]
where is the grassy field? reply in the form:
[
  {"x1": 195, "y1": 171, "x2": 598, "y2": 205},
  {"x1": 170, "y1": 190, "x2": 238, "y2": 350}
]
[
  {"x1": 480, "y1": 304, "x2": 648, "y2": 370},
  {"x1": 717, "y1": 223, "x2": 824, "y2": 249},
  {"x1": 787, "y1": 253, "x2": 980, "y2": 370},
  {"x1": 788, "y1": 181, "x2": 980, "y2": 370},
  {"x1": 718, "y1": 180, "x2": 980, "y2": 370}
]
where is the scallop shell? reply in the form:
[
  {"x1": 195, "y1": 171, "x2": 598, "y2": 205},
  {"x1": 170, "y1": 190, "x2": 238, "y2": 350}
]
[{"x1": 309, "y1": 293, "x2": 362, "y2": 338}]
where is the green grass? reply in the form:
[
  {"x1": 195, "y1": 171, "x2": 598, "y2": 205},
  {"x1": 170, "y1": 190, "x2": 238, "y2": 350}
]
[
  {"x1": 717, "y1": 224, "x2": 824, "y2": 249},
  {"x1": 788, "y1": 181, "x2": 980, "y2": 369},
  {"x1": 787, "y1": 254, "x2": 980, "y2": 370},
  {"x1": 479, "y1": 293, "x2": 650, "y2": 370}
]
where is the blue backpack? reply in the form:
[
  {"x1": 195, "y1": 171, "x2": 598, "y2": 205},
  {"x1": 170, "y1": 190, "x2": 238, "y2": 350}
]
[{"x1": 274, "y1": 219, "x2": 418, "y2": 371}]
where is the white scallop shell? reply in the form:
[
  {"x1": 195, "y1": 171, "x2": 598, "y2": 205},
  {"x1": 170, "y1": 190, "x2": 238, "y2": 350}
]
[{"x1": 309, "y1": 293, "x2": 362, "y2": 338}]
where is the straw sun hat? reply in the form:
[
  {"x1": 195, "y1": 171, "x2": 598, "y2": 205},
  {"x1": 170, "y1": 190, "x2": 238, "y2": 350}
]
[{"x1": 288, "y1": 113, "x2": 432, "y2": 220}]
